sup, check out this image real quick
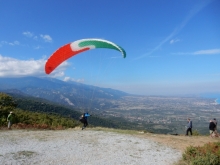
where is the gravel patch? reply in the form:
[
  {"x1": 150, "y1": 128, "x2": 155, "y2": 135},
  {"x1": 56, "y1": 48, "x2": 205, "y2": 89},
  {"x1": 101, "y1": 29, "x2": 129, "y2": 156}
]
[{"x1": 0, "y1": 129, "x2": 181, "y2": 165}]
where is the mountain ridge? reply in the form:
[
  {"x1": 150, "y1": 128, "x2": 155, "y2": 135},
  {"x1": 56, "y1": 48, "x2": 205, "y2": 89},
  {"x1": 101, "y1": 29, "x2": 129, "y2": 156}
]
[{"x1": 0, "y1": 76, "x2": 130, "y2": 110}]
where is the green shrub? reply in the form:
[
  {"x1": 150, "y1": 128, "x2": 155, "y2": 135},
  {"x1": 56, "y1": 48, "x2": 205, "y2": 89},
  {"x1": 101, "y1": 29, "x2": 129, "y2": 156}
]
[
  {"x1": 12, "y1": 109, "x2": 80, "y2": 129},
  {"x1": 182, "y1": 142, "x2": 220, "y2": 165},
  {"x1": 192, "y1": 130, "x2": 200, "y2": 136}
]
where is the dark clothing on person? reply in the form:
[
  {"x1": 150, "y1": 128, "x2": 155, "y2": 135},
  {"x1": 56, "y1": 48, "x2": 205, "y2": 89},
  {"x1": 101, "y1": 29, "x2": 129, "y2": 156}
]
[
  {"x1": 186, "y1": 128, "x2": 192, "y2": 136},
  {"x1": 209, "y1": 121, "x2": 216, "y2": 131},
  {"x1": 80, "y1": 113, "x2": 91, "y2": 130},
  {"x1": 83, "y1": 120, "x2": 88, "y2": 128},
  {"x1": 209, "y1": 120, "x2": 218, "y2": 137},
  {"x1": 186, "y1": 120, "x2": 192, "y2": 136},
  {"x1": 187, "y1": 120, "x2": 192, "y2": 128}
]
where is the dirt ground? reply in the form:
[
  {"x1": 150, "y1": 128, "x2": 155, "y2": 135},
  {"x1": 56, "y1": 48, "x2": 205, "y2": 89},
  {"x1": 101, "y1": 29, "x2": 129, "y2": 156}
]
[
  {"x1": 2, "y1": 126, "x2": 219, "y2": 153},
  {"x1": 136, "y1": 133, "x2": 220, "y2": 152},
  {"x1": 0, "y1": 128, "x2": 182, "y2": 165},
  {"x1": 1, "y1": 127, "x2": 219, "y2": 165}
]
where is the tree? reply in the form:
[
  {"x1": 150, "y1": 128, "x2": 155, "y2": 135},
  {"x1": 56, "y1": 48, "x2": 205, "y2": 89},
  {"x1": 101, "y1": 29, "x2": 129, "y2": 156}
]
[
  {"x1": 0, "y1": 93, "x2": 17, "y2": 109},
  {"x1": 0, "y1": 93, "x2": 17, "y2": 126}
]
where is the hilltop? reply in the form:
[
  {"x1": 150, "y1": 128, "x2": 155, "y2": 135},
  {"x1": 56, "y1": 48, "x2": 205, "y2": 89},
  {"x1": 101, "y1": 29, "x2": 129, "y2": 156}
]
[
  {"x1": 0, "y1": 128, "x2": 219, "y2": 165},
  {"x1": 0, "y1": 128, "x2": 181, "y2": 165}
]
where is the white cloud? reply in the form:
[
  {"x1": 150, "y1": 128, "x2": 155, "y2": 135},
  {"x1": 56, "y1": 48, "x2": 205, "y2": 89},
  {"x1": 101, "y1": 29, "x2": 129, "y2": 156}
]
[
  {"x1": 193, "y1": 49, "x2": 220, "y2": 55},
  {"x1": 0, "y1": 55, "x2": 69, "y2": 78},
  {"x1": 1, "y1": 31, "x2": 53, "y2": 49},
  {"x1": 50, "y1": 71, "x2": 65, "y2": 78},
  {"x1": 63, "y1": 77, "x2": 84, "y2": 83},
  {"x1": 63, "y1": 77, "x2": 71, "y2": 81},
  {"x1": 40, "y1": 34, "x2": 53, "y2": 42},
  {"x1": 9, "y1": 41, "x2": 20, "y2": 46},
  {"x1": 22, "y1": 31, "x2": 34, "y2": 38},
  {"x1": 23, "y1": 31, "x2": 52, "y2": 43},
  {"x1": 0, "y1": 41, "x2": 20, "y2": 46},
  {"x1": 48, "y1": 62, "x2": 70, "y2": 78}
]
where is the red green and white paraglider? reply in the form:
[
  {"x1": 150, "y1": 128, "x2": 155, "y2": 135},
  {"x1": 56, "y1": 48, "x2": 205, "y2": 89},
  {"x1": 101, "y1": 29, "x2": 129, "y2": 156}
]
[{"x1": 45, "y1": 38, "x2": 126, "y2": 74}]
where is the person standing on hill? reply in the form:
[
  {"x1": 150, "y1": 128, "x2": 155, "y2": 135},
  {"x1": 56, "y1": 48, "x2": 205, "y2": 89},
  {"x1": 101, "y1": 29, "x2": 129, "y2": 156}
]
[
  {"x1": 7, "y1": 111, "x2": 13, "y2": 130},
  {"x1": 185, "y1": 118, "x2": 192, "y2": 136},
  {"x1": 210, "y1": 118, "x2": 219, "y2": 137},
  {"x1": 209, "y1": 119, "x2": 216, "y2": 137},
  {"x1": 80, "y1": 112, "x2": 91, "y2": 130}
]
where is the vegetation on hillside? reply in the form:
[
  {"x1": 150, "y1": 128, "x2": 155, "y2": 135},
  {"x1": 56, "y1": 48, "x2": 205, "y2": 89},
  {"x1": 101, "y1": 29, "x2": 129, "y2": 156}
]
[
  {"x1": 1, "y1": 92, "x2": 138, "y2": 130},
  {"x1": 1, "y1": 109, "x2": 80, "y2": 129},
  {"x1": 180, "y1": 142, "x2": 220, "y2": 165},
  {"x1": 11, "y1": 92, "x2": 139, "y2": 129},
  {"x1": 0, "y1": 92, "x2": 81, "y2": 129}
]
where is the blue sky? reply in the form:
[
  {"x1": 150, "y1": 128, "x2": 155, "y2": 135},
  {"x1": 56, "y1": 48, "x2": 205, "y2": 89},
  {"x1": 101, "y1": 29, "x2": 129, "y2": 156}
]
[{"x1": 0, "y1": 0, "x2": 220, "y2": 95}]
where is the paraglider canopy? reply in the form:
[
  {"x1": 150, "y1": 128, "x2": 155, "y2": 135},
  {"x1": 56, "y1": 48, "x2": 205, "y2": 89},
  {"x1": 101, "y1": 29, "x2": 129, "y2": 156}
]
[{"x1": 45, "y1": 38, "x2": 126, "y2": 74}]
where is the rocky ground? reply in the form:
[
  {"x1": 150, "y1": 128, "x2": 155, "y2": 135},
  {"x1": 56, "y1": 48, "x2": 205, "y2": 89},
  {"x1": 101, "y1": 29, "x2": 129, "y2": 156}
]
[{"x1": 0, "y1": 128, "x2": 182, "y2": 165}]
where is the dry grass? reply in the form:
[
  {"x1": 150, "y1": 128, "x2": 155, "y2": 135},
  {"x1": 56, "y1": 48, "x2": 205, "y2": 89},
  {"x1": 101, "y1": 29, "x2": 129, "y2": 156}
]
[
  {"x1": 140, "y1": 133, "x2": 220, "y2": 152},
  {"x1": 89, "y1": 127, "x2": 220, "y2": 152}
]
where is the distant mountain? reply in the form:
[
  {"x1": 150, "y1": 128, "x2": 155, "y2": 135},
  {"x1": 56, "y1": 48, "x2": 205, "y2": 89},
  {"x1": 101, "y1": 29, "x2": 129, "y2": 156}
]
[{"x1": 0, "y1": 76, "x2": 130, "y2": 111}]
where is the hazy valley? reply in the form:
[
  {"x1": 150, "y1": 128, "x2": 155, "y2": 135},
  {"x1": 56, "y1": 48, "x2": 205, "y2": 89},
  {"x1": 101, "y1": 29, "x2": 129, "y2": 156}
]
[{"x1": 1, "y1": 77, "x2": 220, "y2": 135}]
